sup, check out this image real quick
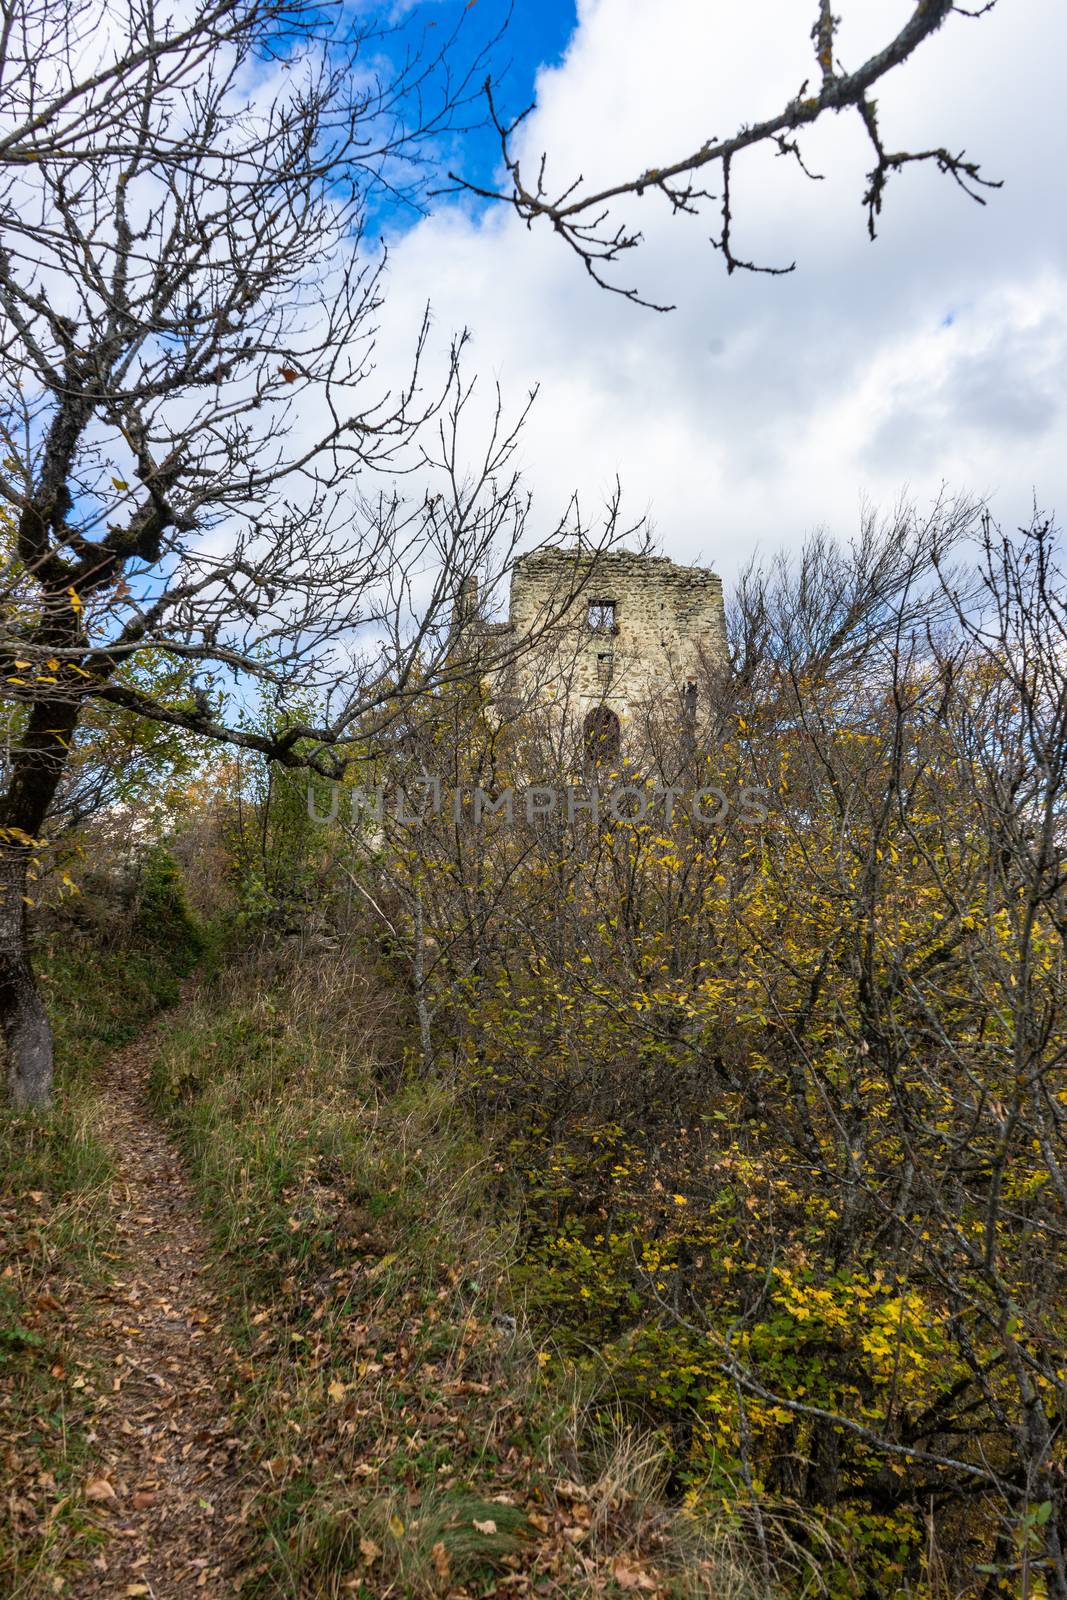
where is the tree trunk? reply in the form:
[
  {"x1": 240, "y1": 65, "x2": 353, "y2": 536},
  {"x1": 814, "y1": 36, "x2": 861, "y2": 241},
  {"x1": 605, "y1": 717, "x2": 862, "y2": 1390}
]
[
  {"x1": 0, "y1": 696, "x2": 81, "y2": 1107},
  {"x1": 0, "y1": 845, "x2": 53, "y2": 1107}
]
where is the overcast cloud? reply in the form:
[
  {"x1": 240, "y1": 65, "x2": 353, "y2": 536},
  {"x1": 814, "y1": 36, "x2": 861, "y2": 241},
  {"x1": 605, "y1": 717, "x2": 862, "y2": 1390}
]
[{"x1": 372, "y1": 0, "x2": 1067, "y2": 581}]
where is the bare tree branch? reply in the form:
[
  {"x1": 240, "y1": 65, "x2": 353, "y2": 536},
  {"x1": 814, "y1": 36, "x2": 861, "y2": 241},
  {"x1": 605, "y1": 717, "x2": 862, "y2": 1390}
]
[{"x1": 446, "y1": 0, "x2": 1001, "y2": 309}]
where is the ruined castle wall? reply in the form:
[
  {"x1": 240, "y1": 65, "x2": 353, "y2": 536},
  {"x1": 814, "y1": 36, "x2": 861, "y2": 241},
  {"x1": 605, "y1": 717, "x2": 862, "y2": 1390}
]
[{"x1": 498, "y1": 548, "x2": 727, "y2": 725}]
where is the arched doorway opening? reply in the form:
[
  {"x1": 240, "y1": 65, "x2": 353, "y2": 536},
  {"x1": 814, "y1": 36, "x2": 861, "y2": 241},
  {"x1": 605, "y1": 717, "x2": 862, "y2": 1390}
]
[{"x1": 584, "y1": 705, "x2": 621, "y2": 767}]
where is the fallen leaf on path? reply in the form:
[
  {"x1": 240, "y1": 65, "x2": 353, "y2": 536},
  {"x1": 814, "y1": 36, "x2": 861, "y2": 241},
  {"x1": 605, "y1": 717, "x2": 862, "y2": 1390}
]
[{"x1": 612, "y1": 1562, "x2": 658, "y2": 1592}]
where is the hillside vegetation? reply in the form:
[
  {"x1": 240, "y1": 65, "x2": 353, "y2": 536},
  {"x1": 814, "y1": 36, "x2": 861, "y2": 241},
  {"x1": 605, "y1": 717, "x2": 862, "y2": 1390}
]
[{"x1": 3, "y1": 515, "x2": 1067, "y2": 1599}]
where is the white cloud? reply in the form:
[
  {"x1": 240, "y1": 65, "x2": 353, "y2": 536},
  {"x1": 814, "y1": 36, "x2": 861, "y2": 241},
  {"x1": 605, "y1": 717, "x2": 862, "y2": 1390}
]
[{"x1": 371, "y1": 0, "x2": 1067, "y2": 580}]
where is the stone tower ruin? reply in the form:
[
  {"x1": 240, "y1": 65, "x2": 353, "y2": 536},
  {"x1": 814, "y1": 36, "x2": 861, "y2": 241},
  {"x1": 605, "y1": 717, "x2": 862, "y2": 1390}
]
[{"x1": 457, "y1": 546, "x2": 727, "y2": 759}]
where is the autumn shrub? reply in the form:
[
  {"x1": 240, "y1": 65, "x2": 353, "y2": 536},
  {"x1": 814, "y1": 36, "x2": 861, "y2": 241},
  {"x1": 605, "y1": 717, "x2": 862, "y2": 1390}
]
[
  {"x1": 206, "y1": 739, "x2": 347, "y2": 938},
  {"x1": 440, "y1": 765, "x2": 1058, "y2": 1592},
  {"x1": 134, "y1": 844, "x2": 203, "y2": 972}
]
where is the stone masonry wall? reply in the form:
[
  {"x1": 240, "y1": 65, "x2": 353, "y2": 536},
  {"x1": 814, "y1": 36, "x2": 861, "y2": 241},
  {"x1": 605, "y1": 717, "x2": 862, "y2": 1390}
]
[{"x1": 473, "y1": 547, "x2": 728, "y2": 733}]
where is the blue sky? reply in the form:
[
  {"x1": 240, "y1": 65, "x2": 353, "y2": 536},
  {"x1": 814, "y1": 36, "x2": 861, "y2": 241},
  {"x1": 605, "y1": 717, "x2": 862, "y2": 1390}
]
[
  {"x1": 440, "y1": 0, "x2": 577, "y2": 194},
  {"x1": 476, "y1": 0, "x2": 576, "y2": 118},
  {"x1": 369, "y1": 1, "x2": 578, "y2": 222}
]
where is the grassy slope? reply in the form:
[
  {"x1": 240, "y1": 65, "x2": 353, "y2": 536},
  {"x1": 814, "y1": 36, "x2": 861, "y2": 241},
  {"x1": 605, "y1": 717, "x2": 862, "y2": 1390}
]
[{"x1": 148, "y1": 949, "x2": 767, "y2": 1599}]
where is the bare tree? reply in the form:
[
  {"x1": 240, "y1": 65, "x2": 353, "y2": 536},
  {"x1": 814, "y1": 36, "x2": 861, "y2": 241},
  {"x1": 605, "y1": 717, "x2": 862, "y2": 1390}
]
[
  {"x1": 455, "y1": 0, "x2": 1002, "y2": 308},
  {"x1": 0, "y1": 0, "x2": 626, "y2": 1108}
]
